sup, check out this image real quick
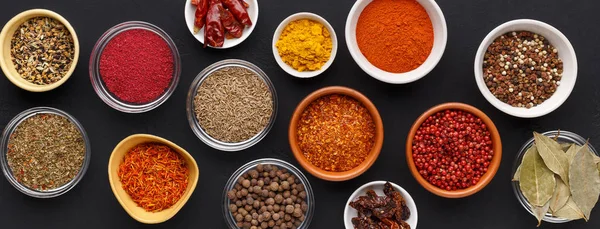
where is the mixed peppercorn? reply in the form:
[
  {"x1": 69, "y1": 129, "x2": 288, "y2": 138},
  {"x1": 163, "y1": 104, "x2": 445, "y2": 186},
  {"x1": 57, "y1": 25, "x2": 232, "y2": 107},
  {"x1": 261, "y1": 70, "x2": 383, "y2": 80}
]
[
  {"x1": 483, "y1": 31, "x2": 563, "y2": 108},
  {"x1": 411, "y1": 110, "x2": 494, "y2": 191}
]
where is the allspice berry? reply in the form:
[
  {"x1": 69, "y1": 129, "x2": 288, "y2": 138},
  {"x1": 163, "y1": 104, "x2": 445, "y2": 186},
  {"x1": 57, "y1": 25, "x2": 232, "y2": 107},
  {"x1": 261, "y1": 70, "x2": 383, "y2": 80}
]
[{"x1": 228, "y1": 164, "x2": 309, "y2": 228}]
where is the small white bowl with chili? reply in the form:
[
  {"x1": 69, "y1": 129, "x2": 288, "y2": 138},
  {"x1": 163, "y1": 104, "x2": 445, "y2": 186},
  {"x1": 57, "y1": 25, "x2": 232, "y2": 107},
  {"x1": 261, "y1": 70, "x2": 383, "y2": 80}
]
[{"x1": 184, "y1": 0, "x2": 258, "y2": 49}]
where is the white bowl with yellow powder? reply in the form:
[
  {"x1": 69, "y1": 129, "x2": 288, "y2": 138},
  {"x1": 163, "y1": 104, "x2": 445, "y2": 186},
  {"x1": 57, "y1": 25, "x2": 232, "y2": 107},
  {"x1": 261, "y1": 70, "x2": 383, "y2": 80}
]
[{"x1": 272, "y1": 12, "x2": 338, "y2": 78}]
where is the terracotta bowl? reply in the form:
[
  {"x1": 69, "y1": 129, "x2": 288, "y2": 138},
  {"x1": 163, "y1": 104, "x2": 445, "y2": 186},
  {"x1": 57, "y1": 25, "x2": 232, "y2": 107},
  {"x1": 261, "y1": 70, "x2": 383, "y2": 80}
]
[
  {"x1": 108, "y1": 134, "x2": 199, "y2": 224},
  {"x1": 405, "y1": 102, "x2": 502, "y2": 198},
  {"x1": 289, "y1": 86, "x2": 384, "y2": 181}
]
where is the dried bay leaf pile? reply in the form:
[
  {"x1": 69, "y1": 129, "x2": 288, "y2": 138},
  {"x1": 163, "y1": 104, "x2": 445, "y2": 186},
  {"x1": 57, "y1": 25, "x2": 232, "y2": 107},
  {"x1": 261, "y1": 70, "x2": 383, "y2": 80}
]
[{"x1": 513, "y1": 132, "x2": 600, "y2": 226}]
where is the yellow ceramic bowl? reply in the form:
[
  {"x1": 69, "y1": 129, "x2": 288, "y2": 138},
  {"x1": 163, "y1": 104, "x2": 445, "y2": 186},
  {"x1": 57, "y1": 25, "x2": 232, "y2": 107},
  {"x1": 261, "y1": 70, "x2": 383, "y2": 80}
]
[
  {"x1": 108, "y1": 134, "x2": 199, "y2": 224},
  {"x1": 0, "y1": 9, "x2": 80, "y2": 92}
]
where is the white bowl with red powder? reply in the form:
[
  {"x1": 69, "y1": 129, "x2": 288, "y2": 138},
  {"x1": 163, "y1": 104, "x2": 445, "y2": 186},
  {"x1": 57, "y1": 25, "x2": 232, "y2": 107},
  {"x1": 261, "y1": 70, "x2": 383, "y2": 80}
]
[
  {"x1": 89, "y1": 21, "x2": 181, "y2": 113},
  {"x1": 345, "y1": 0, "x2": 447, "y2": 84}
]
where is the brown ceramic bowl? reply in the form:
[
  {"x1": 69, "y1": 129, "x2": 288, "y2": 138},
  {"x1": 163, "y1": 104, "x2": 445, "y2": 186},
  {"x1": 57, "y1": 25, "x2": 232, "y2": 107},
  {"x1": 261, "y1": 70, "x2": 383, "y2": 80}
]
[
  {"x1": 289, "y1": 86, "x2": 384, "y2": 181},
  {"x1": 406, "y1": 102, "x2": 502, "y2": 198}
]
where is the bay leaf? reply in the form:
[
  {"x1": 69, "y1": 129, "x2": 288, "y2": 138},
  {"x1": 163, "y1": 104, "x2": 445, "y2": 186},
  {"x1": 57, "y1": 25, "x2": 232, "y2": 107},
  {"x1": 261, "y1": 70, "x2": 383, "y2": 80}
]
[
  {"x1": 565, "y1": 144, "x2": 581, "y2": 164},
  {"x1": 513, "y1": 165, "x2": 522, "y2": 181},
  {"x1": 569, "y1": 147, "x2": 600, "y2": 221},
  {"x1": 520, "y1": 145, "x2": 556, "y2": 206},
  {"x1": 553, "y1": 197, "x2": 585, "y2": 220},
  {"x1": 549, "y1": 176, "x2": 570, "y2": 213},
  {"x1": 534, "y1": 132, "x2": 570, "y2": 185},
  {"x1": 532, "y1": 201, "x2": 550, "y2": 227},
  {"x1": 560, "y1": 143, "x2": 572, "y2": 152}
]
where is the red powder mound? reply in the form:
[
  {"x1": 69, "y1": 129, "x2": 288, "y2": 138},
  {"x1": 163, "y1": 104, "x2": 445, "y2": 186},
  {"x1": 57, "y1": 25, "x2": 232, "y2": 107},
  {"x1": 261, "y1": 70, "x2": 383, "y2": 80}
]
[{"x1": 99, "y1": 29, "x2": 174, "y2": 104}]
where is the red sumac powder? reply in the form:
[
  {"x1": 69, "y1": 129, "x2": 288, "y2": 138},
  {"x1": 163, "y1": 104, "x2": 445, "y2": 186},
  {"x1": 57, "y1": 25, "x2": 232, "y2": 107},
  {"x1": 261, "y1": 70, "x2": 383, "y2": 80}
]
[{"x1": 99, "y1": 29, "x2": 174, "y2": 104}]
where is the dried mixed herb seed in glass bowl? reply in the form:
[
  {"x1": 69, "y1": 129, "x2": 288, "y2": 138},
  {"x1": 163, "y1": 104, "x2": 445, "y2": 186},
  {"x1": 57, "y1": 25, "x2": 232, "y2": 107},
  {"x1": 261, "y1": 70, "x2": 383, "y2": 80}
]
[
  {"x1": 10, "y1": 17, "x2": 75, "y2": 85},
  {"x1": 187, "y1": 59, "x2": 277, "y2": 151},
  {"x1": 0, "y1": 107, "x2": 91, "y2": 198}
]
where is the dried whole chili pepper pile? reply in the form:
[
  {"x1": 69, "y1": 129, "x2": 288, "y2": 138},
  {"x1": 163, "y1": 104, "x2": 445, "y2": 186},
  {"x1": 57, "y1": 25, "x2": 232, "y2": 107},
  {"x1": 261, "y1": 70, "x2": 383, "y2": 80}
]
[
  {"x1": 118, "y1": 143, "x2": 189, "y2": 212},
  {"x1": 349, "y1": 182, "x2": 411, "y2": 229},
  {"x1": 297, "y1": 94, "x2": 376, "y2": 172},
  {"x1": 191, "y1": 0, "x2": 252, "y2": 47},
  {"x1": 411, "y1": 110, "x2": 494, "y2": 191}
]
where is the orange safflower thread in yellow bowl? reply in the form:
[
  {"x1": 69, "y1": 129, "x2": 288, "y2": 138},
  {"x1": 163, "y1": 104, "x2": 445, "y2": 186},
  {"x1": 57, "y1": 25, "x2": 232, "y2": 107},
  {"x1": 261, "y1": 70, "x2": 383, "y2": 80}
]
[
  {"x1": 108, "y1": 134, "x2": 199, "y2": 224},
  {"x1": 118, "y1": 143, "x2": 189, "y2": 212}
]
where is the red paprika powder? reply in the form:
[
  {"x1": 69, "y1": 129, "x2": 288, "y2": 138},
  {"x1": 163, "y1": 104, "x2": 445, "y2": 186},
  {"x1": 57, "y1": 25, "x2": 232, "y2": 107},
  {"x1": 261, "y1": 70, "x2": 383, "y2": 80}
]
[
  {"x1": 99, "y1": 29, "x2": 174, "y2": 104},
  {"x1": 356, "y1": 0, "x2": 434, "y2": 73}
]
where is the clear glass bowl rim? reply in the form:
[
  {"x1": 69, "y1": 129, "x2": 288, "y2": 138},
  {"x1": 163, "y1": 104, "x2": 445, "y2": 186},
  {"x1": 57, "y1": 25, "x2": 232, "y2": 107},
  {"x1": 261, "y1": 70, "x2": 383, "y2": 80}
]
[
  {"x1": 221, "y1": 158, "x2": 315, "y2": 229},
  {"x1": 89, "y1": 21, "x2": 182, "y2": 113},
  {"x1": 186, "y1": 59, "x2": 278, "y2": 152},
  {"x1": 511, "y1": 130, "x2": 599, "y2": 223},
  {"x1": 0, "y1": 107, "x2": 91, "y2": 198}
]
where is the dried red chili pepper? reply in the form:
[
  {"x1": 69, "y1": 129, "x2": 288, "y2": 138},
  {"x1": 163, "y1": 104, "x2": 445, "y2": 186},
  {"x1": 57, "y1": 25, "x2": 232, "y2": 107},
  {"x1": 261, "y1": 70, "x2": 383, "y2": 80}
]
[
  {"x1": 191, "y1": 0, "x2": 200, "y2": 5},
  {"x1": 219, "y1": 4, "x2": 244, "y2": 38},
  {"x1": 193, "y1": 0, "x2": 209, "y2": 32},
  {"x1": 220, "y1": 0, "x2": 252, "y2": 26},
  {"x1": 204, "y1": 0, "x2": 225, "y2": 47},
  {"x1": 239, "y1": 0, "x2": 249, "y2": 8}
]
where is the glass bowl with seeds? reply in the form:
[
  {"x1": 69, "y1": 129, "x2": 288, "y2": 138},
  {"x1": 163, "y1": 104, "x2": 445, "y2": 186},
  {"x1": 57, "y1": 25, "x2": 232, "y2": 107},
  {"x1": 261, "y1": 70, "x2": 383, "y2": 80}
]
[
  {"x1": 222, "y1": 158, "x2": 315, "y2": 229},
  {"x1": 89, "y1": 21, "x2": 181, "y2": 113},
  {"x1": 186, "y1": 59, "x2": 278, "y2": 151},
  {"x1": 512, "y1": 130, "x2": 599, "y2": 224},
  {"x1": 0, "y1": 107, "x2": 91, "y2": 198},
  {"x1": 474, "y1": 19, "x2": 577, "y2": 118},
  {"x1": 0, "y1": 9, "x2": 79, "y2": 92}
]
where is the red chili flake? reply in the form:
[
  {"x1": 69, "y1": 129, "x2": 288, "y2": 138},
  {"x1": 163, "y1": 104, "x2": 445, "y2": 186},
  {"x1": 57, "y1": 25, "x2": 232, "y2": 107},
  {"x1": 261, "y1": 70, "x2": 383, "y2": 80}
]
[
  {"x1": 297, "y1": 94, "x2": 376, "y2": 172},
  {"x1": 412, "y1": 109, "x2": 494, "y2": 191},
  {"x1": 99, "y1": 29, "x2": 174, "y2": 104}
]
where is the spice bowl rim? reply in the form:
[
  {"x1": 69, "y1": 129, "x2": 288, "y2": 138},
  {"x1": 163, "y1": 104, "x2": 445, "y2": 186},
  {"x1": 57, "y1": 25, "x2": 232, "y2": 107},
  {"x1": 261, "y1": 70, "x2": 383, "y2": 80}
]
[
  {"x1": 343, "y1": 181, "x2": 418, "y2": 229},
  {"x1": 0, "y1": 9, "x2": 80, "y2": 92},
  {"x1": 222, "y1": 158, "x2": 315, "y2": 229},
  {"x1": 89, "y1": 21, "x2": 182, "y2": 113},
  {"x1": 183, "y1": 0, "x2": 259, "y2": 49},
  {"x1": 271, "y1": 12, "x2": 338, "y2": 78},
  {"x1": 0, "y1": 107, "x2": 91, "y2": 198},
  {"x1": 474, "y1": 19, "x2": 578, "y2": 118},
  {"x1": 344, "y1": 0, "x2": 447, "y2": 84},
  {"x1": 107, "y1": 134, "x2": 199, "y2": 224},
  {"x1": 405, "y1": 102, "x2": 502, "y2": 198},
  {"x1": 186, "y1": 59, "x2": 278, "y2": 152},
  {"x1": 512, "y1": 130, "x2": 598, "y2": 224},
  {"x1": 288, "y1": 86, "x2": 384, "y2": 181}
]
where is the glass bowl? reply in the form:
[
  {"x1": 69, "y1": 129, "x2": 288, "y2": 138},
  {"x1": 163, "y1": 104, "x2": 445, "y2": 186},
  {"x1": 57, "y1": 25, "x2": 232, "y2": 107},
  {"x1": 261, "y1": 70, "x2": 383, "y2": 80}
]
[
  {"x1": 222, "y1": 158, "x2": 314, "y2": 229},
  {"x1": 186, "y1": 59, "x2": 278, "y2": 152},
  {"x1": 0, "y1": 107, "x2": 91, "y2": 198},
  {"x1": 512, "y1": 130, "x2": 598, "y2": 223},
  {"x1": 89, "y1": 21, "x2": 181, "y2": 113}
]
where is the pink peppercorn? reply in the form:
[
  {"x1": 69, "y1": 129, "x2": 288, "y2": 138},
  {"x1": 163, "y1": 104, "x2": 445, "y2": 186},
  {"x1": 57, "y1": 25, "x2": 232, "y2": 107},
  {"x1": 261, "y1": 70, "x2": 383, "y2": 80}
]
[
  {"x1": 99, "y1": 29, "x2": 174, "y2": 104},
  {"x1": 412, "y1": 109, "x2": 494, "y2": 191}
]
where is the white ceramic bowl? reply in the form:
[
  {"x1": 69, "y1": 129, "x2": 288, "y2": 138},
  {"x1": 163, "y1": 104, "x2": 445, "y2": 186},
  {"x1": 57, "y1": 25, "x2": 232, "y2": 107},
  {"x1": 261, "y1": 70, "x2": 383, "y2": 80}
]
[
  {"x1": 184, "y1": 0, "x2": 258, "y2": 49},
  {"x1": 345, "y1": 0, "x2": 447, "y2": 84},
  {"x1": 474, "y1": 19, "x2": 577, "y2": 118},
  {"x1": 344, "y1": 181, "x2": 418, "y2": 229},
  {"x1": 272, "y1": 12, "x2": 338, "y2": 78}
]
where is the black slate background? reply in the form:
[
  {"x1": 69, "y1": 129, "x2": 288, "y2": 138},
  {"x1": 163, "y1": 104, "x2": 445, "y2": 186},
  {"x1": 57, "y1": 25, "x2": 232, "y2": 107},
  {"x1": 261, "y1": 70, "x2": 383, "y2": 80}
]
[{"x1": 1, "y1": 0, "x2": 600, "y2": 228}]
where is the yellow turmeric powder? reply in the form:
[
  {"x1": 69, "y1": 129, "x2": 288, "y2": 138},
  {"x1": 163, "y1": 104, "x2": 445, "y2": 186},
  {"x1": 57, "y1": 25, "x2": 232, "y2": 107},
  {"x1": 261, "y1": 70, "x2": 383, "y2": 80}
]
[{"x1": 276, "y1": 19, "x2": 332, "y2": 72}]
